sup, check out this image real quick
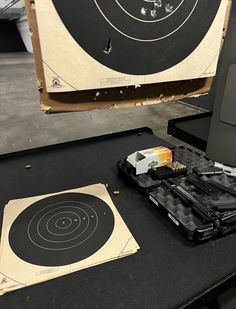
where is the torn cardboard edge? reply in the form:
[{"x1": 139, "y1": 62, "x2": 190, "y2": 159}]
[{"x1": 25, "y1": 0, "x2": 232, "y2": 113}]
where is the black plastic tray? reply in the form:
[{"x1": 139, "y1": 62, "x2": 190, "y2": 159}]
[{"x1": 117, "y1": 146, "x2": 236, "y2": 242}]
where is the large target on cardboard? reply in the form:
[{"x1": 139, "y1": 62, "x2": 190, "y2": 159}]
[{"x1": 35, "y1": 0, "x2": 228, "y2": 92}]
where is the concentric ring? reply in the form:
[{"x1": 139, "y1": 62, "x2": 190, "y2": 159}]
[
  {"x1": 9, "y1": 193, "x2": 115, "y2": 266},
  {"x1": 114, "y1": 0, "x2": 184, "y2": 23},
  {"x1": 94, "y1": 0, "x2": 197, "y2": 41},
  {"x1": 52, "y1": 0, "x2": 221, "y2": 74}
]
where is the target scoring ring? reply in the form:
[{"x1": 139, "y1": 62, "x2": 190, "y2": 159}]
[
  {"x1": 55, "y1": 217, "x2": 73, "y2": 229},
  {"x1": 29, "y1": 202, "x2": 96, "y2": 248},
  {"x1": 94, "y1": 0, "x2": 196, "y2": 41},
  {"x1": 45, "y1": 211, "x2": 82, "y2": 237},
  {"x1": 114, "y1": 0, "x2": 185, "y2": 23},
  {"x1": 33, "y1": 204, "x2": 97, "y2": 249},
  {"x1": 9, "y1": 193, "x2": 115, "y2": 266}
]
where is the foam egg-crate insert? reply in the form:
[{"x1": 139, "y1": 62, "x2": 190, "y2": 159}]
[
  {"x1": 149, "y1": 172, "x2": 236, "y2": 234},
  {"x1": 150, "y1": 178, "x2": 204, "y2": 232},
  {"x1": 117, "y1": 159, "x2": 159, "y2": 191},
  {"x1": 173, "y1": 146, "x2": 213, "y2": 173},
  {"x1": 117, "y1": 146, "x2": 213, "y2": 192}
]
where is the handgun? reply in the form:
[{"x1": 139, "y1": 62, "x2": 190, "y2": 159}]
[
  {"x1": 186, "y1": 174, "x2": 221, "y2": 196},
  {"x1": 162, "y1": 180, "x2": 218, "y2": 223},
  {"x1": 208, "y1": 180, "x2": 236, "y2": 198}
]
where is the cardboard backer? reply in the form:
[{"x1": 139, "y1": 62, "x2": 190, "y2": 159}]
[{"x1": 25, "y1": 0, "x2": 231, "y2": 113}]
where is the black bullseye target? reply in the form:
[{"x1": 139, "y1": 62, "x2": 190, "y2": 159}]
[
  {"x1": 52, "y1": 0, "x2": 221, "y2": 74},
  {"x1": 9, "y1": 193, "x2": 115, "y2": 266}
]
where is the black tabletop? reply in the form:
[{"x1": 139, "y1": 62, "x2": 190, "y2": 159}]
[{"x1": 0, "y1": 128, "x2": 236, "y2": 309}]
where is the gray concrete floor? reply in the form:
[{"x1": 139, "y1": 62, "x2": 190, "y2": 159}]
[
  {"x1": 0, "y1": 52, "x2": 236, "y2": 308},
  {"x1": 0, "y1": 52, "x2": 203, "y2": 154}
]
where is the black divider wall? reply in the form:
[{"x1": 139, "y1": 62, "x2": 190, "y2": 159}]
[{"x1": 206, "y1": 1, "x2": 236, "y2": 166}]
